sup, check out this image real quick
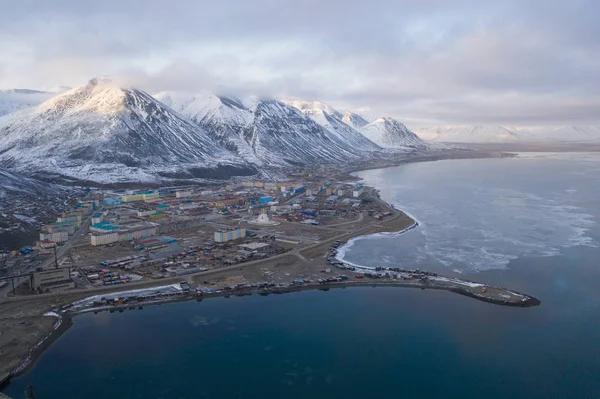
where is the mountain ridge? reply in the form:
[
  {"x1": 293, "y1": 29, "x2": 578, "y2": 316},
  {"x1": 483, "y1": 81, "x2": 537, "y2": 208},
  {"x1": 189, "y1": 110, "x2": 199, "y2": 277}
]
[
  {"x1": 360, "y1": 117, "x2": 427, "y2": 149},
  {"x1": 0, "y1": 79, "x2": 255, "y2": 183},
  {"x1": 414, "y1": 125, "x2": 600, "y2": 143}
]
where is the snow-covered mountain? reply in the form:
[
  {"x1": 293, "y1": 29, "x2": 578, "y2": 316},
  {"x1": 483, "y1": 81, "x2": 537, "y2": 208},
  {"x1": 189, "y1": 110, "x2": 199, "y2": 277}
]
[
  {"x1": 530, "y1": 126, "x2": 600, "y2": 143},
  {"x1": 0, "y1": 89, "x2": 58, "y2": 117},
  {"x1": 157, "y1": 93, "x2": 381, "y2": 167},
  {"x1": 414, "y1": 126, "x2": 531, "y2": 143},
  {"x1": 245, "y1": 99, "x2": 373, "y2": 165},
  {"x1": 414, "y1": 125, "x2": 600, "y2": 143},
  {"x1": 0, "y1": 81, "x2": 433, "y2": 184},
  {"x1": 283, "y1": 100, "x2": 381, "y2": 152},
  {"x1": 0, "y1": 79, "x2": 254, "y2": 183},
  {"x1": 341, "y1": 111, "x2": 369, "y2": 130},
  {"x1": 154, "y1": 91, "x2": 262, "y2": 165},
  {"x1": 360, "y1": 117, "x2": 427, "y2": 149}
]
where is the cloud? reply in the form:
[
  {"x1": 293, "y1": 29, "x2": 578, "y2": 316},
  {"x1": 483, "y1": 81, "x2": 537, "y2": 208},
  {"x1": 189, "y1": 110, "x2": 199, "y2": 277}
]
[{"x1": 0, "y1": 0, "x2": 598, "y2": 127}]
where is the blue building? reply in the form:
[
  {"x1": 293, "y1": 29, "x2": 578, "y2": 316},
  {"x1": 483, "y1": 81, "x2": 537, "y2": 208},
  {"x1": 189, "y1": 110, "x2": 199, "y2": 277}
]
[{"x1": 103, "y1": 198, "x2": 123, "y2": 206}]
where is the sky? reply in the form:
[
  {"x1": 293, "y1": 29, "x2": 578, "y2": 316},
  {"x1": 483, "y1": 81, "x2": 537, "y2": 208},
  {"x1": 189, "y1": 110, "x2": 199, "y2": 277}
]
[{"x1": 0, "y1": 0, "x2": 598, "y2": 127}]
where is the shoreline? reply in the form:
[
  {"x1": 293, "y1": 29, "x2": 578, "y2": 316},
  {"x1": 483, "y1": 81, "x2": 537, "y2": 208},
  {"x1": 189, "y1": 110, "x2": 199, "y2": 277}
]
[
  {"x1": 343, "y1": 148, "x2": 517, "y2": 175},
  {"x1": 1, "y1": 149, "x2": 535, "y2": 385},
  {"x1": 65, "y1": 279, "x2": 540, "y2": 319},
  {"x1": 8, "y1": 314, "x2": 73, "y2": 379}
]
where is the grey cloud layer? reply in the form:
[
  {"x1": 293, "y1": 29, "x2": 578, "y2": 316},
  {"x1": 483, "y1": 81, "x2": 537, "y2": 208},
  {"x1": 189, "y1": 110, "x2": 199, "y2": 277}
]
[{"x1": 0, "y1": 0, "x2": 598, "y2": 126}]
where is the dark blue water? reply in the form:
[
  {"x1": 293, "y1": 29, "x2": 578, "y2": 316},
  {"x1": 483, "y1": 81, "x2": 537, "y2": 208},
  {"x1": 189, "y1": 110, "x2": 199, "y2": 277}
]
[{"x1": 5, "y1": 154, "x2": 600, "y2": 399}]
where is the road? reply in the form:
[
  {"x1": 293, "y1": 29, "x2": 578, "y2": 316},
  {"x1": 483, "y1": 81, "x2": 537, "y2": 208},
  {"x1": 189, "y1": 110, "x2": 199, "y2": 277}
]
[{"x1": 40, "y1": 210, "x2": 97, "y2": 270}]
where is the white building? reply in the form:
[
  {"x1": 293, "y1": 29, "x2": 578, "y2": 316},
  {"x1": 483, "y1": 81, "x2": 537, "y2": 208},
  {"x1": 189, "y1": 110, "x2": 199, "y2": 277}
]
[
  {"x1": 91, "y1": 232, "x2": 119, "y2": 246},
  {"x1": 353, "y1": 186, "x2": 366, "y2": 198},
  {"x1": 90, "y1": 223, "x2": 158, "y2": 246},
  {"x1": 176, "y1": 191, "x2": 192, "y2": 198},
  {"x1": 40, "y1": 231, "x2": 68, "y2": 243}
]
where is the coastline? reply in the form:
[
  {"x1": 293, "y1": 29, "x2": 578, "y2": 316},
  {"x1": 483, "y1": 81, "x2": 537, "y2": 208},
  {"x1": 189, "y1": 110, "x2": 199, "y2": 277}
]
[
  {"x1": 343, "y1": 148, "x2": 517, "y2": 175},
  {"x1": 1, "y1": 149, "x2": 533, "y2": 385},
  {"x1": 334, "y1": 220, "x2": 419, "y2": 269}
]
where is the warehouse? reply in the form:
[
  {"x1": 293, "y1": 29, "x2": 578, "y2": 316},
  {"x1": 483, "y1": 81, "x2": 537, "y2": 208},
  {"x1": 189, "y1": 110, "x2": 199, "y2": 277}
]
[
  {"x1": 31, "y1": 267, "x2": 74, "y2": 292},
  {"x1": 133, "y1": 236, "x2": 177, "y2": 250}
]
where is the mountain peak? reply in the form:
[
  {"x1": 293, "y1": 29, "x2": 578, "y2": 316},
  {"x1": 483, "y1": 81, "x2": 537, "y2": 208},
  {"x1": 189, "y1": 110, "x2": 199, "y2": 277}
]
[
  {"x1": 0, "y1": 81, "x2": 246, "y2": 183},
  {"x1": 341, "y1": 111, "x2": 369, "y2": 129},
  {"x1": 282, "y1": 99, "x2": 342, "y2": 118},
  {"x1": 375, "y1": 116, "x2": 401, "y2": 125}
]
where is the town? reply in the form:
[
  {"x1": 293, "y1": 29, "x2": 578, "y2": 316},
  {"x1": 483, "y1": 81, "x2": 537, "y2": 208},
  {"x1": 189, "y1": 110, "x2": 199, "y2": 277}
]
[{"x1": 0, "y1": 175, "x2": 395, "y2": 296}]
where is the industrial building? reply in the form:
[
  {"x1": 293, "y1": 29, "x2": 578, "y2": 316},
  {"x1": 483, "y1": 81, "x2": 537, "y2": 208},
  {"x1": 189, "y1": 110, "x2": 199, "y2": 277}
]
[
  {"x1": 31, "y1": 267, "x2": 74, "y2": 292},
  {"x1": 239, "y1": 242, "x2": 271, "y2": 250},
  {"x1": 133, "y1": 235, "x2": 176, "y2": 250},
  {"x1": 214, "y1": 227, "x2": 247, "y2": 243}
]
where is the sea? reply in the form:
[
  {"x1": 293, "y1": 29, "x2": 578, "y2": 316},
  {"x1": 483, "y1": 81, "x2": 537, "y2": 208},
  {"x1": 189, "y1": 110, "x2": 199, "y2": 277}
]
[{"x1": 5, "y1": 152, "x2": 600, "y2": 399}]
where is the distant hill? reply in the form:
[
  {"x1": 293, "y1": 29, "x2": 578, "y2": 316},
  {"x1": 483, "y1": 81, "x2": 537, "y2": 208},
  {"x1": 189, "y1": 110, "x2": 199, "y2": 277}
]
[{"x1": 414, "y1": 125, "x2": 600, "y2": 144}]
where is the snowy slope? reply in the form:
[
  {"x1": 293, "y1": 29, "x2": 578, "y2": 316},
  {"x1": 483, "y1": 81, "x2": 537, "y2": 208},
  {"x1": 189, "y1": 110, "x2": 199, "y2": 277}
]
[
  {"x1": 154, "y1": 91, "x2": 262, "y2": 165},
  {"x1": 529, "y1": 126, "x2": 600, "y2": 143},
  {"x1": 341, "y1": 111, "x2": 369, "y2": 130},
  {"x1": 360, "y1": 117, "x2": 427, "y2": 148},
  {"x1": 0, "y1": 89, "x2": 58, "y2": 117},
  {"x1": 157, "y1": 93, "x2": 381, "y2": 167},
  {"x1": 283, "y1": 100, "x2": 381, "y2": 152},
  {"x1": 0, "y1": 79, "x2": 254, "y2": 183},
  {"x1": 244, "y1": 99, "x2": 373, "y2": 165},
  {"x1": 0, "y1": 168, "x2": 65, "y2": 203}
]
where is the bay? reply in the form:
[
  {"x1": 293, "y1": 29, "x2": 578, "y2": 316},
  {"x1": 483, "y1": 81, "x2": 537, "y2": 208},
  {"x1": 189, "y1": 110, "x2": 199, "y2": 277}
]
[{"x1": 5, "y1": 153, "x2": 600, "y2": 399}]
